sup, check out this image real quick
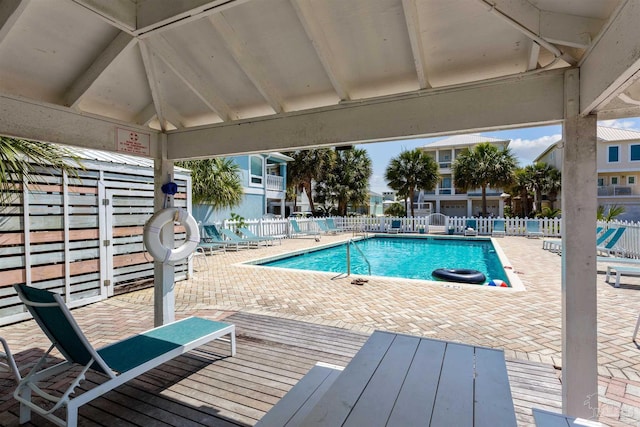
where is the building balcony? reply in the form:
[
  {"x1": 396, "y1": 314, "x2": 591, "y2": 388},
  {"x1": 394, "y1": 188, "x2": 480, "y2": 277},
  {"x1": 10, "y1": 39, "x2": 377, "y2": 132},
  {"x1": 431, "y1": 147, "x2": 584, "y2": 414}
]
[
  {"x1": 266, "y1": 174, "x2": 285, "y2": 191},
  {"x1": 598, "y1": 185, "x2": 634, "y2": 196}
]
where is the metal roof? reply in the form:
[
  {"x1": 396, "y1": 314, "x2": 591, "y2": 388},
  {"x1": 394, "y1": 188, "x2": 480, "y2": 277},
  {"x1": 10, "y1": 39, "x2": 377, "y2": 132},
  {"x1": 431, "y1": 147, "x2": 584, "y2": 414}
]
[
  {"x1": 421, "y1": 134, "x2": 510, "y2": 149},
  {"x1": 597, "y1": 126, "x2": 640, "y2": 142}
]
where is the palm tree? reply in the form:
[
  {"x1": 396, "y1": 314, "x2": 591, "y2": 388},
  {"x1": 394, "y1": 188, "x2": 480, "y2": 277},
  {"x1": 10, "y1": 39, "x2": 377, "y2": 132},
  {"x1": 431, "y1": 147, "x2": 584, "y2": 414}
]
[
  {"x1": 543, "y1": 166, "x2": 561, "y2": 209},
  {"x1": 315, "y1": 148, "x2": 372, "y2": 216},
  {"x1": 176, "y1": 158, "x2": 243, "y2": 209},
  {"x1": 597, "y1": 204, "x2": 625, "y2": 221},
  {"x1": 385, "y1": 149, "x2": 439, "y2": 217},
  {"x1": 285, "y1": 149, "x2": 334, "y2": 213},
  {"x1": 452, "y1": 142, "x2": 517, "y2": 217},
  {"x1": 522, "y1": 162, "x2": 559, "y2": 212},
  {"x1": 0, "y1": 136, "x2": 82, "y2": 206}
]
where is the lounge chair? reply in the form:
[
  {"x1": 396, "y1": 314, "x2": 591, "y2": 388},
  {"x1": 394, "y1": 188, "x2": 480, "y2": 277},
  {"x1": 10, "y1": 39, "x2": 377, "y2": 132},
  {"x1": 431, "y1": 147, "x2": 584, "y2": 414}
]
[
  {"x1": 289, "y1": 219, "x2": 320, "y2": 240},
  {"x1": 597, "y1": 227, "x2": 626, "y2": 256},
  {"x1": 316, "y1": 219, "x2": 340, "y2": 235},
  {"x1": 492, "y1": 219, "x2": 505, "y2": 237},
  {"x1": 464, "y1": 219, "x2": 477, "y2": 236},
  {"x1": 12, "y1": 284, "x2": 235, "y2": 427},
  {"x1": 325, "y1": 218, "x2": 344, "y2": 233},
  {"x1": 202, "y1": 224, "x2": 246, "y2": 251},
  {"x1": 543, "y1": 227, "x2": 613, "y2": 253},
  {"x1": 526, "y1": 220, "x2": 543, "y2": 238},
  {"x1": 219, "y1": 228, "x2": 262, "y2": 248},
  {"x1": 238, "y1": 227, "x2": 281, "y2": 245},
  {"x1": 388, "y1": 220, "x2": 402, "y2": 234}
]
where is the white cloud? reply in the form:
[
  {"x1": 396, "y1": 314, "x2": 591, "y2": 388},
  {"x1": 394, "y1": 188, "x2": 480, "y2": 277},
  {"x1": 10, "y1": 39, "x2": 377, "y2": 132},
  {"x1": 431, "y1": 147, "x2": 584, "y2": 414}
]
[
  {"x1": 369, "y1": 174, "x2": 388, "y2": 194},
  {"x1": 598, "y1": 119, "x2": 638, "y2": 129},
  {"x1": 509, "y1": 134, "x2": 562, "y2": 165}
]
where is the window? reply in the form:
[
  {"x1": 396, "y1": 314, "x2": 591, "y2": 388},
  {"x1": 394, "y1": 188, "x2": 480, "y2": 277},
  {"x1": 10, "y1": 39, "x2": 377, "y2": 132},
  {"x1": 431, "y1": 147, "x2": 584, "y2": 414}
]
[
  {"x1": 611, "y1": 177, "x2": 619, "y2": 185},
  {"x1": 631, "y1": 144, "x2": 640, "y2": 161},
  {"x1": 597, "y1": 177, "x2": 604, "y2": 187},
  {"x1": 608, "y1": 146, "x2": 619, "y2": 163},
  {"x1": 629, "y1": 176, "x2": 636, "y2": 185},
  {"x1": 249, "y1": 155, "x2": 263, "y2": 185}
]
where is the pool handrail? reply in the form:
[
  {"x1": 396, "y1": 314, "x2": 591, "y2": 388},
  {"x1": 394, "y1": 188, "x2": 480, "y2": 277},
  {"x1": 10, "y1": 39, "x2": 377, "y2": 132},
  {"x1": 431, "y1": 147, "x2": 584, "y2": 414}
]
[{"x1": 347, "y1": 239, "x2": 371, "y2": 276}]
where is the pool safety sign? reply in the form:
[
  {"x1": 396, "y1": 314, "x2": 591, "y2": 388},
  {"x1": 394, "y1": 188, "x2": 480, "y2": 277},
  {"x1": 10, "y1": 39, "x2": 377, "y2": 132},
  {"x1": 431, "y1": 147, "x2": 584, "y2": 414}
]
[{"x1": 116, "y1": 128, "x2": 150, "y2": 156}]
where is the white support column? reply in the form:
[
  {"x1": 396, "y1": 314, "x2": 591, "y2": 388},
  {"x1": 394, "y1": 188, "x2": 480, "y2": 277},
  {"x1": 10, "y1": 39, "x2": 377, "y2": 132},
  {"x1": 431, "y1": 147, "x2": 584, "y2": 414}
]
[
  {"x1": 153, "y1": 134, "x2": 175, "y2": 326},
  {"x1": 466, "y1": 200, "x2": 473, "y2": 217},
  {"x1": 435, "y1": 199, "x2": 441, "y2": 214},
  {"x1": 561, "y1": 69, "x2": 598, "y2": 418}
]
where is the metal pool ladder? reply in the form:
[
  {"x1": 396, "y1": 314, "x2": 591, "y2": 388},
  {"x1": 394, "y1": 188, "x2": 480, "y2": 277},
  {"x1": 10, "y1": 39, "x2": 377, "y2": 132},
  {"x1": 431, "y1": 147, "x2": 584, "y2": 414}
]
[{"x1": 347, "y1": 239, "x2": 371, "y2": 276}]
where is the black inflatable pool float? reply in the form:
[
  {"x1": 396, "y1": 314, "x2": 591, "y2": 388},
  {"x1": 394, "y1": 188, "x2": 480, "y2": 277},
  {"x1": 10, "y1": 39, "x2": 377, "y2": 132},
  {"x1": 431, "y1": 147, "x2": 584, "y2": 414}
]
[{"x1": 432, "y1": 268, "x2": 486, "y2": 284}]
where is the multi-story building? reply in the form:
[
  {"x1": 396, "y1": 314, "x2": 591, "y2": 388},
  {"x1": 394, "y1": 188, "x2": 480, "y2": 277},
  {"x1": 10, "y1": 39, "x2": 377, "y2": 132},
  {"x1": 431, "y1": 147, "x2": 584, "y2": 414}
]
[
  {"x1": 418, "y1": 134, "x2": 511, "y2": 217},
  {"x1": 194, "y1": 152, "x2": 292, "y2": 223},
  {"x1": 536, "y1": 126, "x2": 640, "y2": 221}
]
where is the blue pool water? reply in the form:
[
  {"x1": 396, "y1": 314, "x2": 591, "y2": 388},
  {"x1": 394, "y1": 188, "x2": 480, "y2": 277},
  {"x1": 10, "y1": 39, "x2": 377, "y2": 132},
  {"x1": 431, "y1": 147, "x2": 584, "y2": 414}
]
[{"x1": 259, "y1": 236, "x2": 510, "y2": 286}]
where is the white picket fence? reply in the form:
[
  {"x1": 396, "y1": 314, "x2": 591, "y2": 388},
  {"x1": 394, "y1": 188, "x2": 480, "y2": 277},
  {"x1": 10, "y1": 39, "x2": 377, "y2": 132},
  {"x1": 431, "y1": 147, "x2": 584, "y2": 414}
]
[{"x1": 218, "y1": 216, "x2": 640, "y2": 259}]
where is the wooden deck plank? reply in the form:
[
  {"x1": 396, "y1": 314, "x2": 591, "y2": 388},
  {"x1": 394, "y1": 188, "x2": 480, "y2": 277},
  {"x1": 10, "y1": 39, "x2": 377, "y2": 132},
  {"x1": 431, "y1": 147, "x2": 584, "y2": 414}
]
[{"x1": 0, "y1": 312, "x2": 564, "y2": 427}]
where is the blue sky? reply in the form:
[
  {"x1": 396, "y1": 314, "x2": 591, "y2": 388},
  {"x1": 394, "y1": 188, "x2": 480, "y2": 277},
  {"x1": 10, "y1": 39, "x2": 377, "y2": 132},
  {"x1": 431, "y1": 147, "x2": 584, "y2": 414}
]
[{"x1": 359, "y1": 117, "x2": 640, "y2": 194}]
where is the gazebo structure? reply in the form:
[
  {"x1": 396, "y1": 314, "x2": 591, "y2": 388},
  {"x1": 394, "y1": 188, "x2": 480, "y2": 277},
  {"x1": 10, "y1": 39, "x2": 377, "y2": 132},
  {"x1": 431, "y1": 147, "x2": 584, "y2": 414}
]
[{"x1": 1, "y1": 0, "x2": 640, "y2": 418}]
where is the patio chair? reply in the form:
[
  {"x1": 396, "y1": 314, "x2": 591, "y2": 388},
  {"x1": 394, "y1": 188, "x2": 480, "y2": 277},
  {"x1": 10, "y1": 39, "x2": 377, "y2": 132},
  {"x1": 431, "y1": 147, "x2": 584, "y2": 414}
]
[
  {"x1": 202, "y1": 224, "x2": 248, "y2": 251},
  {"x1": 492, "y1": 219, "x2": 505, "y2": 237},
  {"x1": 238, "y1": 227, "x2": 281, "y2": 245},
  {"x1": 325, "y1": 218, "x2": 344, "y2": 233},
  {"x1": 12, "y1": 284, "x2": 235, "y2": 427},
  {"x1": 464, "y1": 219, "x2": 477, "y2": 236},
  {"x1": 388, "y1": 219, "x2": 402, "y2": 234},
  {"x1": 597, "y1": 227, "x2": 626, "y2": 256},
  {"x1": 315, "y1": 219, "x2": 340, "y2": 235},
  {"x1": 289, "y1": 219, "x2": 320, "y2": 240},
  {"x1": 219, "y1": 228, "x2": 262, "y2": 248},
  {"x1": 525, "y1": 220, "x2": 543, "y2": 238},
  {"x1": 543, "y1": 227, "x2": 614, "y2": 254}
]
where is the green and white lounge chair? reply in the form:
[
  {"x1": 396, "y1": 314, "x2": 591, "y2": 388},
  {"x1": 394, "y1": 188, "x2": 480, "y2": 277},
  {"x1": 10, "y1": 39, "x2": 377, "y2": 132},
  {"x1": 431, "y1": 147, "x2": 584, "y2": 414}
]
[
  {"x1": 12, "y1": 284, "x2": 235, "y2": 427},
  {"x1": 315, "y1": 219, "x2": 340, "y2": 235},
  {"x1": 325, "y1": 218, "x2": 344, "y2": 233},
  {"x1": 543, "y1": 227, "x2": 611, "y2": 253},
  {"x1": 492, "y1": 219, "x2": 506, "y2": 237},
  {"x1": 464, "y1": 219, "x2": 477, "y2": 236},
  {"x1": 238, "y1": 227, "x2": 281, "y2": 245},
  {"x1": 203, "y1": 224, "x2": 248, "y2": 251},
  {"x1": 219, "y1": 228, "x2": 262, "y2": 248},
  {"x1": 526, "y1": 220, "x2": 543, "y2": 238},
  {"x1": 289, "y1": 219, "x2": 320, "y2": 240},
  {"x1": 597, "y1": 227, "x2": 626, "y2": 256}
]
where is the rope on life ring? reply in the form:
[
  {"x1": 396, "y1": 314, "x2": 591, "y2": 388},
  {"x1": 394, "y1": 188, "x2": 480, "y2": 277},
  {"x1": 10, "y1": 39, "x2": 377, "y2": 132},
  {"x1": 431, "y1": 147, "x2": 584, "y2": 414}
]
[{"x1": 143, "y1": 207, "x2": 200, "y2": 264}]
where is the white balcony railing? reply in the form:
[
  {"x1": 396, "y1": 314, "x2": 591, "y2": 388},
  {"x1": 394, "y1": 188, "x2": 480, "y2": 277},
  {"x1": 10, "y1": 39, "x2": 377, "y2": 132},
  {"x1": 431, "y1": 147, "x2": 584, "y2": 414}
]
[
  {"x1": 598, "y1": 185, "x2": 633, "y2": 196},
  {"x1": 266, "y1": 174, "x2": 285, "y2": 191}
]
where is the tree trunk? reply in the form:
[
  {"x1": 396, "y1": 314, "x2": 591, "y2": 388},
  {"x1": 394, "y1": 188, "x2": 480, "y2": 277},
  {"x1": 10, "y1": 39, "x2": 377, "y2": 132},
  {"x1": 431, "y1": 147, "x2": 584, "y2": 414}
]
[
  {"x1": 481, "y1": 186, "x2": 487, "y2": 217},
  {"x1": 409, "y1": 189, "x2": 415, "y2": 218},
  {"x1": 303, "y1": 181, "x2": 314, "y2": 212}
]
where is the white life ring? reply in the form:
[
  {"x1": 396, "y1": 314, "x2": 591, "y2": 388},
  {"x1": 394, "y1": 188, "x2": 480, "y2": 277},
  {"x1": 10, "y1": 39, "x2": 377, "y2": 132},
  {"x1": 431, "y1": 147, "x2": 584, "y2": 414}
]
[{"x1": 143, "y1": 208, "x2": 200, "y2": 264}]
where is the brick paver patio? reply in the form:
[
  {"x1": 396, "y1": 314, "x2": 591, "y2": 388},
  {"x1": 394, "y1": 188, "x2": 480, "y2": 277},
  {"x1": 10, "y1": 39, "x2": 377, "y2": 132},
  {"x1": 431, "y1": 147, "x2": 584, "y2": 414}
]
[{"x1": 2, "y1": 234, "x2": 640, "y2": 425}]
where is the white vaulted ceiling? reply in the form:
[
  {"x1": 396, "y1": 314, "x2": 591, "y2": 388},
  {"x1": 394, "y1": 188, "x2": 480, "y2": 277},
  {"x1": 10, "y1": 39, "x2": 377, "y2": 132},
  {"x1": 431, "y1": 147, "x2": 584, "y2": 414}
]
[{"x1": 0, "y1": 0, "x2": 639, "y2": 158}]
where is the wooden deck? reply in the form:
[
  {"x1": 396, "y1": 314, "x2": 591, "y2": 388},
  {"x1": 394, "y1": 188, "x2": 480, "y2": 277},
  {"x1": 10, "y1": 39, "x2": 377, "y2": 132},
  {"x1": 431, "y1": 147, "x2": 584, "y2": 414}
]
[{"x1": 0, "y1": 312, "x2": 561, "y2": 426}]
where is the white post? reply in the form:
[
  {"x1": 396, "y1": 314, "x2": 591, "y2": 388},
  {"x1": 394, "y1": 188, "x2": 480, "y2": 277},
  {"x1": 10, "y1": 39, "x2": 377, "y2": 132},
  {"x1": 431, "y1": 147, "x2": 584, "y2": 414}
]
[
  {"x1": 562, "y1": 69, "x2": 598, "y2": 418},
  {"x1": 466, "y1": 200, "x2": 473, "y2": 217},
  {"x1": 153, "y1": 134, "x2": 175, "y2": 326}
]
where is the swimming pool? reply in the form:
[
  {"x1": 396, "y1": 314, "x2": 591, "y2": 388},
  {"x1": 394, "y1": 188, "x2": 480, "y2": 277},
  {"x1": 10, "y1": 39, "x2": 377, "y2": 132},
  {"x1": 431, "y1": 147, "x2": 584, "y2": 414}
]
[{"x1": 257, "y1": 236, "x2": 515, "y2": 287}]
